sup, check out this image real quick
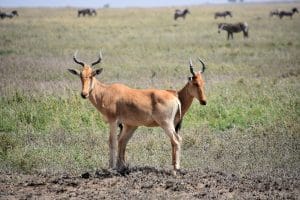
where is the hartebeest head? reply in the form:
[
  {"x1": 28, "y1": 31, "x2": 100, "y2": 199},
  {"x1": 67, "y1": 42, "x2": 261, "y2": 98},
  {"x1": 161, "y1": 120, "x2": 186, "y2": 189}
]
[
  {"x1": 68, "y1": 51, "x2": 103, "y2": 99},
  {"x1": 188, "y1": 58, "x2": 207, "y2": 105}
]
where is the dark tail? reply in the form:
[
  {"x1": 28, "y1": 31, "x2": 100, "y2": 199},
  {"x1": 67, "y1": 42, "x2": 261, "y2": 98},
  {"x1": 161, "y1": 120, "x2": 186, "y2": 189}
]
[
  {"x1": 118, "y1": 123, "x2": 123, "y2": 133},
  {"x1": 175, "y1": 119, "x2": 183, "y2": 133}
]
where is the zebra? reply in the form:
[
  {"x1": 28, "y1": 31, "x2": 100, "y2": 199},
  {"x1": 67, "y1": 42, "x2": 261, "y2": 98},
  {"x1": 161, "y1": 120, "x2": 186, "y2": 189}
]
[
  {"x1": 0, "y1": 12, "x2": 14, "y2": 19},
  {"x1": 269, "y1": 9, "x2": 280, "y2": 17},
  {"x1": 174, "y1": 9, "x2": 190, "y2": 20},
  {"x1": 279, "y1": 8, "x2": 298, "y2": 19},
  {"x1": 218, "y1": 22, "x2": 249, "y2": 40},
  {"x1": 0, "y1": 10, "x2": 19, "y2": 19},
  {"x1": 78, "y1": 8, "x2": 97, "y2": 17},
  {"x1": 11, "y1": 10, "x2": 18, "y2": 16},
  {"x1": 214, "y1": 11, "x2": 232, "y2": 19}
]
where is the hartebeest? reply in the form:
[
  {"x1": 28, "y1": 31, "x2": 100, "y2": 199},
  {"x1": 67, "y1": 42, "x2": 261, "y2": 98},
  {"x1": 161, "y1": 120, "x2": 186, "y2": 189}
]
[
  {"x1": 68, "y1": 51, "x2": 187, "y2": 174},
  {"x1": 118, "y1": 59, "x2": 207, "y2": 171},
  {"x1": 218, "y1": 22, "x2": 249, "y2": 40}
]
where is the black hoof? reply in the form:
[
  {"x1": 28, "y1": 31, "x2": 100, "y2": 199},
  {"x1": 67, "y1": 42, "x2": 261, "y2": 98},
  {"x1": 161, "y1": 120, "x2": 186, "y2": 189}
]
[{"x1": 117, "y1": 165, "x2": 130, "y2": 176}]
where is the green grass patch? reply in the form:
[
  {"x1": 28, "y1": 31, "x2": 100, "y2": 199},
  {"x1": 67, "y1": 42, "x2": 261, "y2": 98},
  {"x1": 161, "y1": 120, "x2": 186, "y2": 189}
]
[
  {"x1": 0, "y1": 50, "x2": 14, "y2": 56},
  {"x1": 0, "y1": 91, "x2": 106, "y2": 133},
  {"x1": 184, "y1": 79, "x2": 298, "y2": 131}
]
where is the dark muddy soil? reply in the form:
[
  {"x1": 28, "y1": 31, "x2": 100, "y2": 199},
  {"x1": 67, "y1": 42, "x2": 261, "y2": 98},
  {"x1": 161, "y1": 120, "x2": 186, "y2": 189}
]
[{"x1": 0, "y1": 167, "x2": 299, "y2": 199}]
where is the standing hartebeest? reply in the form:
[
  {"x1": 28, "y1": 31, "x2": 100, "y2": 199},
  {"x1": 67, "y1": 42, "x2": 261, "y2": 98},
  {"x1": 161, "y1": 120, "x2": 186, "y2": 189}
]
[
  {"x1": 68, "y1": 51, "x2": 193, "y2": 175},
  {"x1": 118, "y1": 58, "x2": 207, "y2": 169},
  {"x1": 279, "y1": 8, "x2": 298, "y2": 19},
  {"x1": 218, "y1": 22, "x2": 249, "y2": 40},
  {"x1": 174, "y1": 9, "x2": 190, "y2": 20},
  {"x1": 214, "y1": 11, "x2": 232, "y2": 19}
]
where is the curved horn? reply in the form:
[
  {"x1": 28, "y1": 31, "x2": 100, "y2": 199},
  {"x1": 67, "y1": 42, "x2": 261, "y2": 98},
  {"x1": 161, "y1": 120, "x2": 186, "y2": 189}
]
[
  {"x1": 198, "y1": 58, "x2": 206, "y2": 73},
  {"x1": 189, "y1": 58, "x2": 195, "y2": 76},
  {"x1": 73, "y1": 50, "x2": 85, "y2": 67},
  {"x1": 91, "y1": 51, "x2": 102, "y2": 66}
]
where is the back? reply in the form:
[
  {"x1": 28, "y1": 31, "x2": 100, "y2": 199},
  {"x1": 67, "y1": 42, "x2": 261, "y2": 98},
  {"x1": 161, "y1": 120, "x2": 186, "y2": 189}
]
[{"x1": 100, "y1": 83, "x2": 181, "y2": 127}]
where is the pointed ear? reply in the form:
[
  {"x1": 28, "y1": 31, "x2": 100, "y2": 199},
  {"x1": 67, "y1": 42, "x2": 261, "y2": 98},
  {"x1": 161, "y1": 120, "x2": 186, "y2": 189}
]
[
  {"x1": 92, "y1": 68, "x2": 103, "y2": 77},
  {"x1": 68, "y1": 69, "x2": 80, "y2": 76}
]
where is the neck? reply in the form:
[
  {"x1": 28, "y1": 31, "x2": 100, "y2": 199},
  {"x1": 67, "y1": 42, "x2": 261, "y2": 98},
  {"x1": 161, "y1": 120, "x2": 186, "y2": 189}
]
[
  {"x1": 178, "y1": 83, "x2": 194, "y2": 117},
  {"x1": 88, "y1": 78, "x2": 106, "y2": 105}
]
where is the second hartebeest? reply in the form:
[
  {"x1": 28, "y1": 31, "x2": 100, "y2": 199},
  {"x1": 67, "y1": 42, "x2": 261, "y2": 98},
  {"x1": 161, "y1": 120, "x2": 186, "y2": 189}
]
[
  {"x1": 68, "y1": 51, "x2": 191, "y2": 175},
  {"x1": 118, "y1": 58, "x2": 207, "y2": 170}
]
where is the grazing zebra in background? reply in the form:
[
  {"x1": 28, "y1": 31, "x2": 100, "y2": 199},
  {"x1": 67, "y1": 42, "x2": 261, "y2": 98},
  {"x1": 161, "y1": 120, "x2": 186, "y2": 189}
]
[
  {"x1": 11, "y1": 10, "x2": 18, "y2": 16},
  {"x1": 279, "y1": 8, "x2": 298, "y2": 19},
  {"x1": 0, "y1": 12, "x2": 7, "y2": 19},
  {"x1": 218, "y1": 22, "x2": 249, "y2": 40},
  {"x1": 269, "y1": 9, "x2": 280, "y2": 17},
  {"x1": 0, "y1": 11, "x2": 16, "y2": 19},
  {"x1": 214, "y1": 11, "x2": 232, "y2": 19},
  {"x1": 174, "y1": 9, "x2": 190, "y2": 20},
  {"x1": 78, "y1": 8, "x2": 97, "y2": 17},
  {"x1": 292, "y1": 7, "x2": 299, "y2": 13}
]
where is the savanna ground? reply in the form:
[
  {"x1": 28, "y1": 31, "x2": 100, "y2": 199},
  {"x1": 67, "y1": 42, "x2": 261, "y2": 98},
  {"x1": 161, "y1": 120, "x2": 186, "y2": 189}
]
[{"x1": 0, "y1": 2, "x2": 299, "y2": 199}]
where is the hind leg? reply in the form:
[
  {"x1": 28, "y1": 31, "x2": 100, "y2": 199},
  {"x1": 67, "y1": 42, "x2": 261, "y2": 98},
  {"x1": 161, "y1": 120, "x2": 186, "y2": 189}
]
[
  {"x1": 161, "y1": 123, "x2": 181, "y2": 174},
  {"x1": 227, "y1": 32, "x2": 230, "y2": 40}
]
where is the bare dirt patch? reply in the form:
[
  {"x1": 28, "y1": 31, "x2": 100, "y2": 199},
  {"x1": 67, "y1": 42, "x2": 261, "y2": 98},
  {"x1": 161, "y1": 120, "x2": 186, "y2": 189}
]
[{"x1": 1, "y1": 167, "x2": 299, "y2": 199}]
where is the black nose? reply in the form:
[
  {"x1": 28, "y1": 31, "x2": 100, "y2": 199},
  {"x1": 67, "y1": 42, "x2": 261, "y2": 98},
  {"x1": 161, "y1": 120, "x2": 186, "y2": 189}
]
[
  {"x1": 200, "y1": 100, "x2": 207, "y2": 105},
  {"x1": 81, "y1": 93, "x2": 87, "y2": 99}
]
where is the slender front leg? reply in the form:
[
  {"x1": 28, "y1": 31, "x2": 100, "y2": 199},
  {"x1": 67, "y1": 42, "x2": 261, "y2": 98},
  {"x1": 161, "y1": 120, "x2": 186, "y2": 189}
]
[
  {"x1": 117, "y1": 125, "x2": 137, "y2": 171},
  {"x1": 109, "y1": 122, "x2": 118, "y2": 169}
]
